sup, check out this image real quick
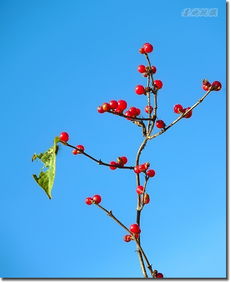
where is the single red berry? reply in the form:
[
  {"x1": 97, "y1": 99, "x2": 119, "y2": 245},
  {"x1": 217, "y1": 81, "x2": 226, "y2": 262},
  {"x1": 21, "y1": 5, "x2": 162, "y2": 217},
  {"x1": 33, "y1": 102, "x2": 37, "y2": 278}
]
[
  {"x1": 145, "y1": 105, "x2": 153, "y2": 114},
  {"x1": 154, "y1": 80, "x2": 163, "y2": 89},
  {"x1": 109, "y1": 100, "x2": 118, "y2": 110},
  {"x1": 115, "y1": 107, "x2": 124, "y2": 114},
  {"x1": 139, "y1": 47, "x2": 145, "y2": 54},
  {"x1": 173, "y1": 104, "x2": 184, "y2": 114},
  {"x1": 151, "y1": 66, "x2": 157, "y2": 74},
  {"x1": 146, "y1": 169, "x2": 155, "y2": 177},
  {"x1": 143, "y1": 43, "x2": 153, "y2": 53},
  {"x1": 85, "y1": 197, "x2": 93, "y2": 205},
  {"x1": 134, "y1": 166, "x2": 141, "y2": 174},
  {"x1": 156, "y1": 273, "x2": 164, "y2": 278},
  {"x1": 125, "y1": 111, "x2": 132, "y2": 120},
  {"x1": 203, "y1": 84, "x2": 211, "y2": 91},
  {"x1": 135, "y1": 108, "x2": 141, "y2": 116},
  {"x1": 211, "y1": 81, "x2": 222, "y2": 91},
  {"x1": 76, "y1": 145, "x2": 84, "y2": 152},
  {"x1": 117, "y1": 100, "x2": 127, "y2": 111},
  {"x1": 129, "y1": 107, "x2": 138, "y2": 117},
  {"x1": 120, "y1": 156, "x2": 128, "y2": 165},
  {"x1": 135, "y1": 85, "x2": 145, "y2": 95},
  {"x1": 110, "y1": 161, "x2": 118, "y2": 170},
  {"x1": 183, "y1": 107, "x2": 192, "y2": 118},
  {"x1": 137, "y1": 65, "x2": 146, "y2": 73},
  {"x1": 138, "y1": 164, "x2": 146, "y2": 172},
  {"x1": 136, "y1": 185, "x2": 144, "y2": 194},
  {"x1": 97, "y1": 106, "x2": 105, "y2": 113},
  {"x1": 156, "y1": 120, "x2": 166, "y2": 129},
  {"x1": 92, "y1": 194, "x2": 101, "y2": 204},
  {"x1": 72, "y1": 149, "x2": 78, "y2": 155},
  {"x1": 123, "y1": 235, "x2": 132, "y2": 242},
  {"x1": 59, "y1": 132, "x2": 69, "y2": 142},
  {"x1": 130, "y1": 224, "x2": 141, "y2": 234},
  {"x1": 143, "y1": 193, "x2": 150, "y2": 204},
  {"x1": 102, "y1": 103, "x2": 110, "y2": 112}
]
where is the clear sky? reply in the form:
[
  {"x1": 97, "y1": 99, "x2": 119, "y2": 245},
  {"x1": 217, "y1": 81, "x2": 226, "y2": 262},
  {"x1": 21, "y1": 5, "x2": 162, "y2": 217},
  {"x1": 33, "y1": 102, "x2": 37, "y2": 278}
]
[{"x1": 0, "y1": 0, "x2": 226, "y2": 278}]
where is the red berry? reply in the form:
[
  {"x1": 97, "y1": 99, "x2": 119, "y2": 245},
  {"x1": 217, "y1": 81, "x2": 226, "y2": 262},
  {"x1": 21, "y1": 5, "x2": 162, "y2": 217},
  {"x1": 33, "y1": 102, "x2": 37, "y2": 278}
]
[
  {"x1": 137, "y1": 65, "x2": 146, "y2": 73},
  {"x1": 110, "y1": 161, "x2": 118, "y2": 170},
  {"x1": 203, "y1": 84, "x2": 211, "y2": 91},
  {"x1": 130, "y1": 224, "x2": 141, "y2": 234},
  {"x1": 97, "y1": 106, "x2": 105, "y2": 113},
  {"x1": 145, "y1": 105, "x2": 153, "y2": 114},
  {"x1": 146, "y1": 169, "x2": 155, "y2": 177},
  {"x1": 143, "y1": 43, "x2": 153, "y2": 53},
  {"x1": 156, "y1": 120, "x2": 166, "y2": 129},
  {"x1": 123, "y1": 235, "x2": 132, "y2": 242},
  {"x1": 134, "y1": 233, "x2": 140, "y2": 239},
  {"x1": 151, "y1": 66, "x2": 157, "y2": 74},
  {"x1": 134, "y1": 166, "x2": 141, "y2": 174},
  {"x1": 129, "y1": 107, "x2": 138, "y2": 117},
  {"x1": 139, "y1": 47, "x2": 145, "y2": 54},
  {"x1": 120, "y1": 156, "x2": 128, "y2": 165},
  {"x1": 102, "y1": 103, "x2": 110, "y2": 112},
  {"x1": 77, "y1": 144, "x2": 84, "y2": 152},
  {"x1": 117, "y1": 100, "x2": 127, "y2": 111},
  {"x1": 135, "y1": 85, "x2": 145, "y2": 95},
  {"x1": 183, "y1": 107, "x2": 192, "y2": 118},
  {"x1": 143, "y1": 193, "x2": 150, "y2": 204},
  {"x1": 115, "y1": 107, "x2": 124, "y2": 114},
  {"x1": 109, "y1": 100, "x2": 118, "y2": 110},
  {"x1": 125, "y1": 111, "x2": 132, "y2": 120},
  {"x1": 138, "y1": 164, "x2": 146, "y2": 172},
  {"x1": 154, "y1": 80, "x2": 163, "y2": 89},
  {"x1": 136, "y1": 185, "x2": 144, "y2": 194},
  {"x1": 72, "y1": 149, "x2": 78, "y2": 155},
  {"x1": 135, "y1": 108, "x2": 141, "y2": 116},
  {"x1": 85, "y1": 197, "x2": 93, "y2": 205},
  {"x1": 59, "y1": 132, "x2": 69, "y2": 142},
  {"x1": 211, "y1": 81, "x2": 222, "y2": 91},
  {"x1": 156, "y1": 273, "x2": 164, "y2": 278},
  {"x1": 173, "y1": 104, "x2": 184, "y2": 114},
  {"x1": 92, "y1": 194, "x2": 101, "y2": 204}
]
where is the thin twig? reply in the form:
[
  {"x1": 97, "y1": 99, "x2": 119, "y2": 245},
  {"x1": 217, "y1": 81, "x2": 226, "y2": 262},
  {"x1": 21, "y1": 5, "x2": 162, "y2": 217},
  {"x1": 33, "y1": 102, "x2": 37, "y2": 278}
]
[
  {"x1": 64, "y1": 143, "x2": 135, "y2": 170},
  {"x1": 95, "y1": 203, "x2": 154, "y2": 277},
  {"x1": 148, "y1": 89, "x2": 212, "y2": 140}
]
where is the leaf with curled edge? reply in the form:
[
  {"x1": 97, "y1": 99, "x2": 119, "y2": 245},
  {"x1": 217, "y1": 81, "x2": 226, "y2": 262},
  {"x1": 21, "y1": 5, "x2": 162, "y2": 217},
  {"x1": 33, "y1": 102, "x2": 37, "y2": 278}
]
[{"x1": 32, "y1": 137, "x2": 60, "y2": 199}]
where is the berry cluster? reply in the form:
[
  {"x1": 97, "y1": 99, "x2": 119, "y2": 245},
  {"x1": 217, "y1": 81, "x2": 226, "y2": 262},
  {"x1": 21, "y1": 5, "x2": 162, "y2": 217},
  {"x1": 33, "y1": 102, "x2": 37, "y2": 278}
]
[
  {"x1": 202, "y1": 79, "x2": 222, "y2": 91},
  {"x1": 110, "y1": 156, "x2": 128, "y2": 170},
  {"x1": 97, "y1": 100, "x2": 127, "y2": 114},
  {"x1": 85, "y1": 194, "x2": 102, "y2": 205},
  {"x1": 134, "y1": 163, "x2": 155, "y2": 178},
  {"x1": 123, "y1": 224, "x2": 141, "y2": 242},
  {"x1": 72, "y1": 145, "x2": 85, "y2": 155},
  {"x1": 173, "y1": 104, "x2": 192, "y2": 119}
]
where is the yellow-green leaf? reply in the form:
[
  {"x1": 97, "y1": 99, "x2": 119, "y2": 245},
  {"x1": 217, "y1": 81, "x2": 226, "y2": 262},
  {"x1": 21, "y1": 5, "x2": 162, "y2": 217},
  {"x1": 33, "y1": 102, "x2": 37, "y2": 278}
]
[{"x1": 32, "y1": 137, "x2": 59, "y2": 199}]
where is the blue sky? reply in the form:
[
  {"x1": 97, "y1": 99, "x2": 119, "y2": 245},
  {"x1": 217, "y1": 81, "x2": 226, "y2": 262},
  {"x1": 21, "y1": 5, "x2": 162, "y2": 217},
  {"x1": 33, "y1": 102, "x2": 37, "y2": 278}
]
[{"x1": 0, "y1": 0, "x2": 226, "y2": 278}]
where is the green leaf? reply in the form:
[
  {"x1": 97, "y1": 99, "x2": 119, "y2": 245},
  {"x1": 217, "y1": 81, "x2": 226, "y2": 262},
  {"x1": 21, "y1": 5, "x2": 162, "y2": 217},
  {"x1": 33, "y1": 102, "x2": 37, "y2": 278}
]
[{"x1": 32, "y1": 137, "x2": 59, "y2": 199}]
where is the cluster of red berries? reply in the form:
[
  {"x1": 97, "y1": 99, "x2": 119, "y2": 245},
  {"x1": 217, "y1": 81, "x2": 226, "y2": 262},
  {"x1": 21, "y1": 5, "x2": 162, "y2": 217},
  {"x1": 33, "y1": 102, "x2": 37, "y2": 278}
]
[
  {"x1": 72, "y1": 145, "x2": 84, "y2": 155},
  {"x1": 59, "y1": 132, "x2": 69, "y2": 143},
  {"x1": 135, "y1": 80, "x2": 163, "y2": 95},
  {"x1": 136, "y1": 186, "x2": 150, "y2": 204},
  {"x1": 97, "y1": 100, "x2": 127, "y2": 114},
  {"x1": 123, "y1": 224, "x2": 141, "y2": 242},
  {"x1": 134, "y1": 163, "x2": 155, "y2": 177},
  {"x1": 138, "y1": 65, "x2": 157, "y2": 77},
  {"x1": 110, "y1": 156, "x2": 128, "y2": 170},
  {"x1": 85, "y1": 194, "x2": 102, "y2": 205},
  {"x1": 139, "y1": 43, "x2": 154, "y2": 54},
  {"x1": 173, "y1": 104, "x2": 192, "y2": 119},
  {"x1": 202, "y1": 80, "x2": 222, "y2": 91}
]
